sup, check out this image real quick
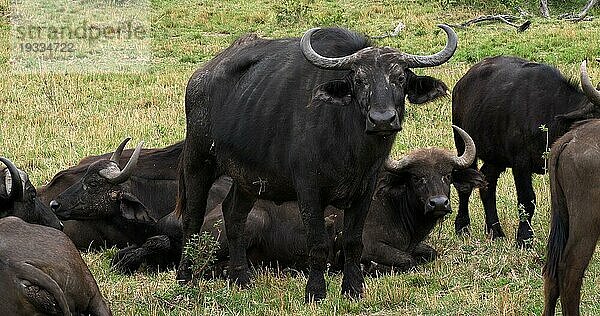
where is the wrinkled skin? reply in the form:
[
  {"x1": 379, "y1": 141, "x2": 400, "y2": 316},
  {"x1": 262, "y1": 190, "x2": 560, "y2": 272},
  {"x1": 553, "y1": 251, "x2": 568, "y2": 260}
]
[
  {"x1": 0, "y1": 216, "x2": 111, "y2": 316},
  {"x1": 177, "y1": 26, "x2": 455, "y2": 302},
  {"x1": 543, "y1": 119, "x2": 600, "y2": 316}
]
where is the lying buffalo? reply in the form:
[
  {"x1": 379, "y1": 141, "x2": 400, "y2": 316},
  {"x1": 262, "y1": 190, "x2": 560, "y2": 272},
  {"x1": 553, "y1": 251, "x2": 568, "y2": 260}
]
[
  {"x1": 43, "y1": 139, "x2": 183, "y2": 250},
  {"x1": 452, "y1": 56, "x2": 600, "y2": 246},
  {"x1": 177, "y1": 25, "x2": 457, "y2": 301},
  {"x1": 0, "y1": 216, "x2": 111, "y2": 315},
  {"x1": 544, "y1": 64, "x2": 600, "y2": 316},
  {"x1": 53, "y1": 127, "x2": 483, "y2": 278},
  {"x1": 0, "y1": 157, "x2": 62, "y2": 230}
]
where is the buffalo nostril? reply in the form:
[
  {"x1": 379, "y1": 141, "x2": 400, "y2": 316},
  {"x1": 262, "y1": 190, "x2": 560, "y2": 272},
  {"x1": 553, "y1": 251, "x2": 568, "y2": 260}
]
[
  {"x1": 368, "y1": 110, "x2": 397, "y2": 124},
  {"x1": 50, "y1": 200, "x2": 60, "y2": 211},
  {"x1": 428, "y1": 196, "x2": 450, "y2": 210}
]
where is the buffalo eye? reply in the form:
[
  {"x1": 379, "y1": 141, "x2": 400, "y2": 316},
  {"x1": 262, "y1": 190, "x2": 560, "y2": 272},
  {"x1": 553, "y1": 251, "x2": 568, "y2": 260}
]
[
  {"x1": 442, "y1": 174, "x2": 452, "y2": 185},
  {"x1": 86, "y1": 179, "x2": 101, "y2": 188},
  {"x1": 353, "y1": 70, "x2": 368, "y2": 86},
  {"x1": 390, "y1": 73, "x2": 405, "y2": 85},
  {"x1": 109, "y1": 191, "x2": 119, "y2": 200},
  {"x1": 388, "y1": 66, "x2": 405, "y2": 84},
  {"x1": 412, "y1": 176, "x2": 427, "y2": 188},
  {"x1": 354, "y1": 77, "x2": 365, "y2": 87}
]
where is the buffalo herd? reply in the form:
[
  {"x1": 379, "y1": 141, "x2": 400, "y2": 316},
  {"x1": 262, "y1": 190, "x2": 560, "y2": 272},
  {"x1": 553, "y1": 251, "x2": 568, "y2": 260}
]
[{"x1": 1, "y1": 23, "x2": 599, "y2": 315}]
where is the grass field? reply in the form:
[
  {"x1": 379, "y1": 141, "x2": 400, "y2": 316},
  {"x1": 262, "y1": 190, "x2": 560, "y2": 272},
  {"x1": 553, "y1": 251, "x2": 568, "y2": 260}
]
[{"x1": 1, "y1": 0, "x2": 600, "y2": 315}]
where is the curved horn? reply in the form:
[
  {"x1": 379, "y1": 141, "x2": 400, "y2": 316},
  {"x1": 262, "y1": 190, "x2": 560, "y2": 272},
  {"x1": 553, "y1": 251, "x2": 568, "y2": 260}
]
[
  {"x1": 300, "y1": 28, "x2": 373, "y2": 70},
  {"x1": 452, "y1": 125, "x2": 476, "y2": 169},
  {"x1": 396, "y1": 24, "x2": 458, "y2": 68},
  {"x1": 581, "y1": 60, "x2": 600, "y2": 107},
  {"x1": 109, "y1": 137, "x2": 131, "y2": 165},
  {"x1": 103, "y1": 141, "x2": 143, "y2": 184},
  {"x1": 0, "y1": 157, "x2": 23, "y2": 200},
  {"x1": 384, "y1": 156, "x2": 414, "y2": 173}
]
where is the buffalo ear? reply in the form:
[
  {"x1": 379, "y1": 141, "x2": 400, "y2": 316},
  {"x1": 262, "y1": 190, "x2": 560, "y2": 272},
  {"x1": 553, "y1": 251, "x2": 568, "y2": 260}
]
[
  {"x1": 452, "y1": 168, "x2": 486, "y2": 193},
  {"x1": 406, "y1": 71, "x2": 449, "y2": 104},
  {"x1": 374, "y1": 170, "x2": 409, "y2": 198},
  {"x1": 119, "y1": 193, "x2": 156, "y2": 224},
  {"x1": 311, "y1": 80, "x2": 352, "y2": 107},
  {"x1": 555, "y1": 103, "x2": 595, "y2": 124}
]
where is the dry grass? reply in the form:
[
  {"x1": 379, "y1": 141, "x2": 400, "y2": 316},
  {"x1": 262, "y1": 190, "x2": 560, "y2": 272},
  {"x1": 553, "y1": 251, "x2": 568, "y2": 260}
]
[{"x1": 2, "y1": 0, "x2": 600, "y2": 314}]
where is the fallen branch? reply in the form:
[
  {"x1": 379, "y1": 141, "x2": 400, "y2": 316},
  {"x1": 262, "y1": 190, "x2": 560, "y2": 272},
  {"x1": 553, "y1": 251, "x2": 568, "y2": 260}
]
[
  {"x1": 371, "y1": 21, "x2": 405, "y2": 39},
  {"x1": 450, "y1": 15, "x2": 531, "y2": 32},
  {"x1": 540, "y1": 0, "x2": 550, "y2": 18},
  {"x1": 516, "y1": 7, "x2": 531, "y2": 17},
  {"x1": 559, "y1": 0, "x2": 597, "y2": 21}
]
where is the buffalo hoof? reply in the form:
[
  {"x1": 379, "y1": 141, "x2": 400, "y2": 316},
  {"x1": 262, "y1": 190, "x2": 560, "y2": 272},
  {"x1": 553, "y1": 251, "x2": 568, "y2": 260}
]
[
  {"x1": 111, "y1": 248, "x2": 143, "y2": 274},
  {"x1": 362, "y1": 262, "x2": 393, "y2": 276},
  {"x1": 413, "y1": 243, "x2": 438, "y2": 264},
  {"x1": 486, "y1": 222, "x2": 506, "y2": 239},
  {"x1": 176, "y1": 259, "x2": 193, "y2": 284},
  {"x1": 305, "y1": 270, "x2": 326, "y2": 303},
  {"x1": 229, "y1": 268, "x2": 251, "y2": 288},
  {"x1": 516, "y1": 223, "x2": 534, "y2": 248},
  {"x1": 341, "y1": 263, "x2": 364, "y2": 299},
  {"x1": 454, "y1": 218, "x2": 471, "y2": 236}
]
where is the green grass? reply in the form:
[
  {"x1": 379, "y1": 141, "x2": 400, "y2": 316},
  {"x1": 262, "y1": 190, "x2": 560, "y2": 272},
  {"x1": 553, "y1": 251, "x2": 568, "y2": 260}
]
[{"x1": 2, "y1": 0, "x2": 600, "y2": 314}]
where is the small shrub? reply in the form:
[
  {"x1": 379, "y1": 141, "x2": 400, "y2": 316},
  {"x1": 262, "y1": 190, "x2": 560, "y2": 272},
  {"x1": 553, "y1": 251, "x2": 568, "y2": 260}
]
[
  {"x1": 183, "y1": 226, "x2": 221, "y2": 282},
  {"x1": 273, "y1": 0, "x2": 313, "y2": 25}
]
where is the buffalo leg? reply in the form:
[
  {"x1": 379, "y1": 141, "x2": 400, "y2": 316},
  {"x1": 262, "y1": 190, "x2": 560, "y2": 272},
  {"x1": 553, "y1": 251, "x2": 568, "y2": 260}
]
[
  {"x1": 412, "y1": 242, "x2": 438, "y2": 264},
  {"x1": 176, "y1": 140, "x2": 216, "y2": 283},
  {"x1": 543, "y1": 271, "x2": 560, "y2": 316},
  {"x1": 558, "y1": 219, "x2": 599, "y2": 316},
  {"x1": 513, "y1": 168, "x2": 536, "y2": 247},
  {"x1": 221, "y1": 182, "x2": 256, "y2": 287},
  {"x1": 453, "y1": 130, "x2": 477, "y2": 235},
  {"x1": 111, "y1": 245, "x2": 142, "y2": 274},
  {"x1": 112, "y1": 235, "x2": 172, "y2": 274},
  {"x1": 296, "y1": 188, "x2": 328, "y2": 302},
  {"x1": 341, "y1": 195, "x2": 372, "y2": 299},
  {"x1": 455, "y1": 189, "x2": 473, "y2": 235},
  {"x1": 362, "y1": 242, "x2": 416, "y2": 272},
  {"x1": 479, "y1": 163, "x2": 506, "y2": 239}
]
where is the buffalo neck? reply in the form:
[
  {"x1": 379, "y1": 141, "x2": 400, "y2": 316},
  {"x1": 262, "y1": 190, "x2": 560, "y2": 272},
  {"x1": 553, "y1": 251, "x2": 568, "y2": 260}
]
[{"x1": 379, "y1": 184, "x2": 438, "y2": 248}]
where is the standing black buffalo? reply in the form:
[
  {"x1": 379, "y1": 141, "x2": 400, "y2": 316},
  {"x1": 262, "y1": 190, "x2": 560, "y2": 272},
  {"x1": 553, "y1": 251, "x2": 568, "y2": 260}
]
[
  {"x1": 177, "y1": 25, "x2": 457, "y2": 301},
  {"x1": 0, "y1": 157, "x2": 63, "y2": 230},
  {"x1": 452, "y1": 56, "x2": 600, "y2": 246},
  {"x1": 543, "y1": 64, "x2": 600, "y2": 316}
]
